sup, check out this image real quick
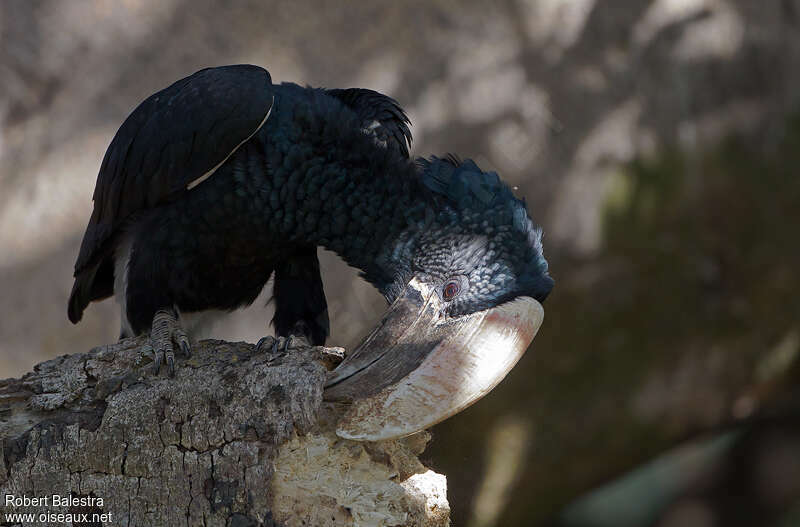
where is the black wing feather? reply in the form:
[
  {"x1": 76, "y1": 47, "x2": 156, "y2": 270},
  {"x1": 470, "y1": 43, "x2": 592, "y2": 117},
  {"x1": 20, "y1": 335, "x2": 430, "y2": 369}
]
[
  {"x1": 69, "y1": 65, "x2": 273, "y2": 323},
  {"x1": 75, "y1": 64, "x2": 273, "y2": 274},
  {"x1": 326, "y1": 88, "x2": 412, "y2": 158}
]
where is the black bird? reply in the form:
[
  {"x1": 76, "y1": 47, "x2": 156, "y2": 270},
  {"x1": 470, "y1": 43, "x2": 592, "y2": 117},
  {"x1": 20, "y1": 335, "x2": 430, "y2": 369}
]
[{"x1": 68, "y1": 65, "x2": 553, "y2": 381}]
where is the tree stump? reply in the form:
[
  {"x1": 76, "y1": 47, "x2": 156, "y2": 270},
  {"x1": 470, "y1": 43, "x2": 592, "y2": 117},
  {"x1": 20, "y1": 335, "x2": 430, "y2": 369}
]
[{"x1": 0, "y1": 337, "x2": 449, "y2": 526}]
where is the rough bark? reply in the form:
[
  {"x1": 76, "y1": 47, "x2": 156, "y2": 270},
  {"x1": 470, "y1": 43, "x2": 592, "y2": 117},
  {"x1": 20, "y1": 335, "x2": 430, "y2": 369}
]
[{"x1": 0, "y1": 337, "x2": 449, "y2": 526}]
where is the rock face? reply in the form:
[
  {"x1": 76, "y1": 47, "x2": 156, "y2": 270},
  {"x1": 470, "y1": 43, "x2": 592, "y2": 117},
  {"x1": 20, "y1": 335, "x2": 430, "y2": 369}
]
[{"x1": 0, "y1": 337, "x2": 449, "y2": 526}]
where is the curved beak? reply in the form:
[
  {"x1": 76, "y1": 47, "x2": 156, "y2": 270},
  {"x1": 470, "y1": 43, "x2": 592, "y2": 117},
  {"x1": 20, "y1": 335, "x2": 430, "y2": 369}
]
[{"x1": 324, "y1": 277, "x2": 544, "y2": 441}]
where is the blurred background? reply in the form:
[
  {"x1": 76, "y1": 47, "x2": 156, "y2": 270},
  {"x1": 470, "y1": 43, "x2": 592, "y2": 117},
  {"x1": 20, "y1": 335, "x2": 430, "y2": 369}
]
[{"x1": 1, "y1": 0, "x2": 799, "y2": 525}]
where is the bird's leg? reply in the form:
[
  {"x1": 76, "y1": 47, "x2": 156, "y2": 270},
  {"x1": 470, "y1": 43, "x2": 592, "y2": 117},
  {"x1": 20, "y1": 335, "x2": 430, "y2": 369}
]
[
  {"x1": 258, "y1": 247, "x2": 330, "y2": 354},
  {"x1": 270, "y1": 247, "x2": 331, "y2": 345},
  {"x1": 150, "y1": 309, "x2": 191, "y2": 376},
  {"x1": 256, "y1": 321, "x2": 313, "y2": 355}
]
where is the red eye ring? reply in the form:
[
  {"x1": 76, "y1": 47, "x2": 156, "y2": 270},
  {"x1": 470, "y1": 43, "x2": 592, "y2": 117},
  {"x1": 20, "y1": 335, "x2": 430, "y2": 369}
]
[{"x1": 443, "y1": 280, "x2": 461, "y2": 301}]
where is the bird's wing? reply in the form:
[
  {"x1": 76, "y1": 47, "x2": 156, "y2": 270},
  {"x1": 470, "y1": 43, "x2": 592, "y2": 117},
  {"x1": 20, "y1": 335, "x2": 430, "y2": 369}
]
[
  {"x1": 326, "y1": 88, "x2": 412, "y2": 158},
  {"x1": 74, "y1": 64, "x2": 274, "y2": 274}
]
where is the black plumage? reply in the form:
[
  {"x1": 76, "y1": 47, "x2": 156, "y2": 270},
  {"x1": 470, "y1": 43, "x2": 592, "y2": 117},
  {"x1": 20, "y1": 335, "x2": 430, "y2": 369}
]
[
  {"x1": 69, "y1": 65, "x2": 274, "y2": 326},
  {"x1": 68, "y1": 65, "x2": 552, "y2": 354}
]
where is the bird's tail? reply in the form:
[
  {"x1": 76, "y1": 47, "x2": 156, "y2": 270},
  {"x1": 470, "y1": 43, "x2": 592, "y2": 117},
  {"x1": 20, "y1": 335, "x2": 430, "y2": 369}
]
[{"x1": 68, "y1": 259, "x2": 113, "y2": 323}]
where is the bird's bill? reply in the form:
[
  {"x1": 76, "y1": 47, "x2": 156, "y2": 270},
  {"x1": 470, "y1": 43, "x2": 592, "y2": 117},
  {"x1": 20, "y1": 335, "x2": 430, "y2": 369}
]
[{"x1": 324, "y1": 277, "x2": 544, "y2": 441}]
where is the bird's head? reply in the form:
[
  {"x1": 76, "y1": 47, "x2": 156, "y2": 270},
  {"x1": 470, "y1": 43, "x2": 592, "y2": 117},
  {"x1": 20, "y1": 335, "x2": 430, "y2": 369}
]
[
  {"x1": 326, "y1": 156, "x2": 554, "y2": 441},
  {"x1": 408, "y1": 156, "x2": 553, "y2": 316}
]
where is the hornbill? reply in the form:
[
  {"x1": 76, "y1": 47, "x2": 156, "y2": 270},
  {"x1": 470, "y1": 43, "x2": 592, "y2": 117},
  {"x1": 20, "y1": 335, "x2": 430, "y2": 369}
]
[{"x1": 69, "y1": 65, "x2": 553, "y2": 439}]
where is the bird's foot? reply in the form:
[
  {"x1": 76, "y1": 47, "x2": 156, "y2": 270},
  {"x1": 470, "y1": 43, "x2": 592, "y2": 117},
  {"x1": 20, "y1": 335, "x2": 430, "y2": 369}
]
[
  {"x1": 149, "y1": 309, "x2": 191, "y2": 376},
  {"x1": 256, "y1": 321, "x2": 313, "y2": 355},
  {"x1": 255, "y1": 333, "x2": 310, "y2": 355}
]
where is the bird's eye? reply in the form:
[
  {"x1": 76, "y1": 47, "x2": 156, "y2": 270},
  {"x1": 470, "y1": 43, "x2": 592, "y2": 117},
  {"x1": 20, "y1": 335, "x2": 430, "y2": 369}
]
[{"x1": 442, "y1": 279, "x2": 462, "y2": 301}]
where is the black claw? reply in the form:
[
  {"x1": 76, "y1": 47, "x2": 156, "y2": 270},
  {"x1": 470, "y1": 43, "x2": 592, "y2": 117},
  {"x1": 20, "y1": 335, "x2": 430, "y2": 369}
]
[
  {"x1": 149, "y1": 309, "x2": 189, "y2": 376},
  {"x1": 256, "y1": 336, "x2": 274, "y2": 353},
  {"x1": 256, "y1": 336, "x2": 279, "y2": 355},
  {"x1": 256, "y1": 336, "x2": 293, "y2": 355}
]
